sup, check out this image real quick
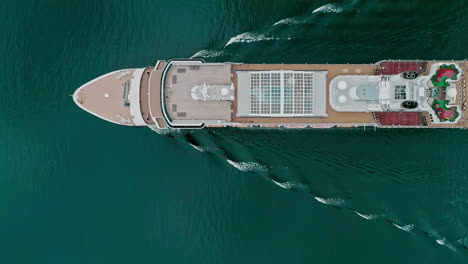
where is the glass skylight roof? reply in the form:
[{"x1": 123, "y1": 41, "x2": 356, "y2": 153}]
[{"x1": 250, "y1": 71, "x2": 314, "y2": 116}]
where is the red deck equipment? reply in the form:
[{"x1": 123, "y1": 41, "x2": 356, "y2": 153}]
[
  {"x1": 374, "y1": 112, "x2": 425, "y2": 126},
  {"x1": 373, "y1": 61, "x2": 428, "y2": 75}
]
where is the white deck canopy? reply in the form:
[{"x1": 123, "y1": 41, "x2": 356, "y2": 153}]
[{"x1": 236, "y1": 70, "x2": 327, "y2": 117}]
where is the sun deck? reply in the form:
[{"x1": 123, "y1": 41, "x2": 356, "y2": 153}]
[
  {"x1": 164, "y1": 63, "x2": 233, "y2": 123},
  {"x1": 231, "y1": 64, "x2": 376, "y2": 126}
]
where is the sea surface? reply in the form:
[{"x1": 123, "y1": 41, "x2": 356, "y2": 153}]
[{"x1": 1, "y1": 0, "x2": 467, "y2": 263}]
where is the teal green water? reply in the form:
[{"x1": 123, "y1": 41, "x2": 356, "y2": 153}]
[{"x1": 1, "y1": 0, "x2": 468, "y2": 263}]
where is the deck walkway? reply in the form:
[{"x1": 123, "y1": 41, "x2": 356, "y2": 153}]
[
  {"x1": 147, "y1": 61, "x2": 167, "y2": 128},
  {"x1": 74, "y1": 70, "x2": 136, "y2": 125},
  {"x1": 140, "y1": 67, "x2": 155, "y2": 124}
]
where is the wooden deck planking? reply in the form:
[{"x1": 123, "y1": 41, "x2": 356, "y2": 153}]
[
  {"x1": 77, "y1": 70, "x2": 136, "y2": 125},
  {"x1": 139, "y1": 67, "x2": 155, "y2": 124},
  {"x1": 149, "y1": 70, "x2": 164, "y2": 119},
  {"x1": 165, "y1": 64, "x2": 232, "y2": 121}
]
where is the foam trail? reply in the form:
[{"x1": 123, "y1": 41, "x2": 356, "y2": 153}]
[
  {"x1": 354, "y1": 210, "x2": 378, "y2": 220},
  {"x1": 228, "y1": 4, "x2": 347, "y2": 45},
  {"x1": 314, "y1": 196, "x2": 345, "y2": 206},
  {"x1": 148, "y1": 124, "x2": 174, "y2": 135},
  {"x1": 190, "y1": 49, "x2": 228, "y2": 59},
  {"x1": 225, "y1": 32, "x2": 290, "y2": 47},
  {"x1": 271, "y1": 180, "x2": 295, "y2": 189},
  {"x1": 435, "y1": 238, "x2": 457, "y2": 251},
  {"x1": 189, "y1": 143, "x2": 207, "y2": 153},
  {"x1": 312, "y1": 3, "x2": 344, "y2": 13},
  {"x1": 392, "y1": 223, "x2": 414, "y2": 232},
  {"x1": 273, "y1": 3, "x2": 345, "y2": 27},
  {"x1": 273, "y1": 18, "x2": 301, "y2": 26},
  {"x1": 227, "y1": 159, "x2": 267, "y2": 173}
]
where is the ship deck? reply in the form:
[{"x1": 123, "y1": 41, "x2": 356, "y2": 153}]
[
  {"x1": 231, "y1": 63, "x2": 376, "y2": 125},
  {"x1": 424, "y1": 60, "x2": 468, "y2": 128},
  {"x1": 148, "y1": 61, "x2": 167, "y2": 128},
  {"x1": 164, "y1": 64, "x2": 232, "y2": 121},
  {"x1": 74, "y1": 70, "x2": 137, "y2": 125},
  {"x1": 152, "y1": 59, "x2": 467, "y2": 129},
  {"x1": 75, "y1": 59, "x2": 467, "y2": 129},
  {"x1": 140, "y1": 67, "x2": 154, "y2": 124}
]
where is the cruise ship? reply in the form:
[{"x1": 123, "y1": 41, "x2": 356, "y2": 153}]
[{"x1": 73, "y1": 59, "x2": 468, "y2": 129}]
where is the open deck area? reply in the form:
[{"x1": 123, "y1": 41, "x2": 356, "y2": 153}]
[
  {"x1": 73, "y1": 70, "x2": 137, "y2": 126},
  {"x1": 426, "y1": 60, "x2": 468, "y2": 128},
  {"x1": 231, "y1": 64, "x2": 376, "y2": 125},
  {"x1": 164, "y1": 63, "x2": 233, "y2": 122},
  {"x1": 371, "y1": 60, "x2": 466, "y2": 128}
]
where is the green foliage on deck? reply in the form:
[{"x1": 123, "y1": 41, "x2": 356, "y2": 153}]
[
  {"x1": 431, "y1": 99, "x2": 459, "y2": 122},
  {"x1": 431, "y1": 64, "x2": 460, "y2": 87}
]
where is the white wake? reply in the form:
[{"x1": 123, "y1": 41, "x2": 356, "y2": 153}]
[
  {"x1": 271, "y1": 180, "x2": 295, "y2": 189},
  {"x1": 312, "y1": 3, "x2": 344, "y2": 14},
  {"x1": 314, "y1": 196, "x2": 345, "y2": 206},
  {"x1": 148, "y1": 124, "x2": 174, "y2": 135},
  {"x1": 190, "y1": 49, "x2": 228, "y2": 59},
  {"x1": 189, "y1": 143, "x2": 208, "y2": 153},
  {"x1": 227, "y1": 159, "x2": 267, "y2": 172},
  {"x1": 354, "y1": 211, "x2": 378, "y2": 220},
  {"x1": 273, "y1": 2, "x2": 352, "y2": 27},
  {"x1": 392, "y1": 223, "x2": 414, "y2": 232},
  {"x1": 225, "y1": 32, "x2": 290, "y2": 47}
]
